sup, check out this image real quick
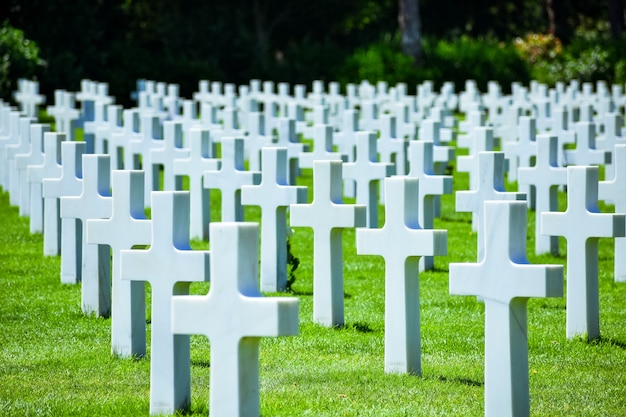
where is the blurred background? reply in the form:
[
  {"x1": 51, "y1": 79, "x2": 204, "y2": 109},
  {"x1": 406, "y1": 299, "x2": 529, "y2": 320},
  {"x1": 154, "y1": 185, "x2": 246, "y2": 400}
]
[{"x1": 0, "y1": 0, "x2": 624, "y2": 105}]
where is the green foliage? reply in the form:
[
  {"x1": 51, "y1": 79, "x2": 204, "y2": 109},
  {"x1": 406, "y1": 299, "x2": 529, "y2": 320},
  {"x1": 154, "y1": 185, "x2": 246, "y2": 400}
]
[
  {"x1": 338, "y1": 35, "x2": 530, "y2": 93},
  {"x1": 0, "y1": 21, "x2": 42, "y2": 101},
  {"x1": 522, "y1": 23, "x2": 626, "y2": 86},
  {"x1": 285, "y1": 235, "x2": 300, "y2": 292}
]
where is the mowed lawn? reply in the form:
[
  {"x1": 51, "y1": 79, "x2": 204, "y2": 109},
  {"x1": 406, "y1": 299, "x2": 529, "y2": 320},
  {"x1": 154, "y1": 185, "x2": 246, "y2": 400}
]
[{"x1": 1, "y1": 151, "x2": 625, "y2": 416}]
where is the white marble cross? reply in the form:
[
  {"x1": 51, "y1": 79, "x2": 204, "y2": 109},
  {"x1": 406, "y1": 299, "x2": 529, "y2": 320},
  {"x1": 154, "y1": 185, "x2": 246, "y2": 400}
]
[
  {"x1": 106, "y1": 107, "x2": 133, "y2": 170},
  {"x1": 456, "y1": 152, "x2": 526, "y2": 260},
  {"x1": 502, "y1": 116, "x2": 537, "y2": 183},
  {"x1": 15, "y1": 123, "x2": 49, "y2": 217},
  {"x1": 173, "y1": 128, "x2": 219, "y2": 241},
  {"x1": 290, "y1": 160, "x2": 366, "y2": 326},
  {"x1": 418, "y1": 119, "x2": 455, "y2": 174},
  {"x1": 564, "y1": 122, "x2": 609, "y2": 167},
  {"x1": 407, "y1": 140, "x2": 453, "y2": 270},
  {"x1": 150, "y1": 121, "x2": 190, "y2": 193},
  {"x1": 27, "y1": 131, "x2": 64, "y2": 239},
  {"x1": 0, "y1": 110, "x2": 21, "y2": 190},
  {"x1": 518, "y1": 134, "x2": 567, "y2": 255},
  {"x1": 597, "y1": 113, "x2": 626, "y2": 180},
  {"x1": 334, "y1": 109, "x2": 360, "y2": 162},
  {"x1": 204, "y1": 137, "x2": 261, "y2": 222},
  {"x1": 542, "y1": 166, "x2": 625, "y2": 340},
  {"x1": 42, "y1": 141, "x2": 85, "y2": 283},
  {"x1": 87, "y1": 170, "x2": 151, "y2": 357},
  {"x1": 450, "y1": 201, "x2": 563, "y2": 417},
  {"x1": 14, "y1": 79, "x2": 45, "y2": 118},
  {"x1": 245, "y1": 112, "x2": 273, "y2": 172},
  {"x1": 378, "y1": 114, "x2": 408, "y2": 177},
  {"x1": 599, "y1": 144, "x2": 626, "y2": 281},
  {"x1": 456, "y1": 127, "x2": 494, "y2": 191},
  {"x1": 6, "y1": 117, "x2": 33, "y2": 206},
  {"x1": 46, "y1": 90, "x2": 80, "y2": 141},
  {"x1": 343, "y1": 131, "x2": 394, "y2": 228},
  {"x1": 356, "y1": 176, "x2": 447, "y2": 375},
  {"x1": 551, "y1": 107, "x2": 576, "y2": 167},
  {"x1": 120, "y1": 191, "x2": 209, "y2": 415},
  {"x1": 241, "y1": 146, "x2": 307, "y2": 292},
  {"x1": 171, "y1": 222, "x2": 299, "y2": 416},
  {"x1": 299, "y1": 124, "x2": 346, "y2": 169},
  {"x1": 274, "y1": 118, "x2": 306, "y2": 185},
  {"x1": 61, "y1": 154, "x2": 113, "y2": 317}
]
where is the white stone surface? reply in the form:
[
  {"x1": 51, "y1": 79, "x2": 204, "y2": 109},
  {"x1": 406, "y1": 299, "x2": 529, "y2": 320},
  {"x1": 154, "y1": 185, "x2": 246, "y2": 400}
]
[
  {"x1": 26, "y1": 129, "x2": 60, "y2": 236},
  {"x1": 204, "y1": 137, "x2": 261, "y2": 222},
  {"x1": 456, "y1": 152, "x2": 526, "y2": 259},
  {"x1": 61, "y1": 155, "x2": 113, "y2": 317},
  {"x1": 46, "y1": 90, "x2": 80, "y2": 141},
  {"x1": 564, "y1": 122, "x2": 609, "y2": 167},
  {"x1": 245, "y1": 112, "x2": 273, "y2": 172},
  {"x1": 171, "y1": 222, "x2": 299, "y2": 416},
  {"x1": 15, "y1": 123, "x2": 49, "y2": 217},
  {"x1": 407, "y1": 140, "x2": 453, "y2": 270},
  {"x1": 518, "y1": 134, "x2": 567, "y2": 255},
  {"x1": 150, "y1": 120, "x2": 189, "y2": 193},
  {"x1": 275, "y1": 118, "x2": 306, "y2": 185},
  {"x1": 450, "y1": 201, "x2": 563, "y2": 417},
  {"x1": 456, "y1": 127, "x2": 494, "y2": 191},
  {"x1": 6, "y1": 117, "x2": 33, "y2": 206},
  {"x1": 173, "y1": 128, "x2": 219, "y2": 240},
  {"x1": 42, "y1": 142, "x2": 85, "y2": 283},
  {"x1": 378, "y1": 114, "x2": 407, "y2": 177},
  {"x1": 120, "y1": 191, "x2": 209, "y2": 415},
  {"x1": 241, "y1": 147, "x2": 307, "y2": 292},
  {"x1": 599, "y1": 144, "x2": 626, "y2": 281},
  {"x1": 87, "y1": 170, "x2": 151, "y2": 357},
  {"x1": 542, "y1": 166, "x2": 625, "y2": 340},
  {"x1": 357, "y1": 176, "x2": 446, "y2": 374},
  {"x1": 299, "y1": 124, "x2": 345, "y2": 169},
  {"x1": 290, "y1": 160, "x2": 366, "y2": 326},
  {"x1": 343, "y1": 132, "x2": 393, "y2": 228},
  {"x1": 502, "y1": 116, "x2": 537, "y2": 183}
]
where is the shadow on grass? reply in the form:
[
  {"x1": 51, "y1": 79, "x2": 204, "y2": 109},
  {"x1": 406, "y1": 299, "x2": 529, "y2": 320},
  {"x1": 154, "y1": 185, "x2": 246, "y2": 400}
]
[
  {"x1": 191, "y1": 359, "x2": 211, "y2": 368},
  {"x1": 332, "y1": 321, "x2": 375, "y2": 333},
  {"x1": 435, "y1": 375, "x2": 483, "y2": 387},
  {"x1": 591, "y1": 336, "x2": 626, "y2": 350}
]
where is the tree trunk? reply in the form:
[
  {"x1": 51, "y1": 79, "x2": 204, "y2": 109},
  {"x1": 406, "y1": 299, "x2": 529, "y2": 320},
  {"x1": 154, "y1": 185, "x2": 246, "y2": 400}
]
[
  {"x1": 398, "y1": 0, "x2": 422, "y2": 66},
  {"x1": 608, "y1": 0, "x2": 625, "y2": 38},
  {"x1": 545, "y1": 0, "x2": 570, "y2": 43}
]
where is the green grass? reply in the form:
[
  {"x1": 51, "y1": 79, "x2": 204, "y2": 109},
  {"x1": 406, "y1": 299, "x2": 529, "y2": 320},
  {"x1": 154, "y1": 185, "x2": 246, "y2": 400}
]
[{"x1": 1, "y1": 147, "x2": 626, "y2": 416}]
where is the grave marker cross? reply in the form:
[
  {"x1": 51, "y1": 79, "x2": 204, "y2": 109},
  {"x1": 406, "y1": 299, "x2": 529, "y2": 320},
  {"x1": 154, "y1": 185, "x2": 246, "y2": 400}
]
[
  {"x1": 86, "y1": 170, "x2": 151, "y2": 357},
  {"x1": 173, "y1": 128, "x2": 219, "y2": 240},
  {"x1": 61, "y1": 155, "x2": 113, "y2": 317},
  {"x1": 456, "y1": 152, "x2": 526, "y2": 260},
  {"x1": 120, "y1": 191, "x2": 209, "y2": 415},
  {"x1": 518, "y1": 134, "x2": 567, "y2": 255},
  {"x1": 172, "y1": 222, "x2": 299, "y2": 416},
  {"x1": 450, "y1": 201, "x2": 563, "y2": 417},
  {"x1": 26, "y1": 130, "x2": 61, "y2": 237},
  {"x1": 343, "y1": 131, "x2": 394, "y2": 228},
  {"x1": 356, "y1": 176, "x2": 447, "y2": 375},
  {"x1": 290, "y1": 160, "x2": 366, "y2": 326},
  {"x1": 599, "y1": 144, "x2": 626, "y2": 281},
  {"x1": 241, "y1": 147, "x2": 307, "y2": 292},
  {"x1": 542, "y1": 166, "x2": 625, "y2": 340},
  {"x1": 204, "y1": 137, "x2": 261, "y2": 222},
  {"x1": 42, "y1": 142, "x2": 85, "y2": 284}
]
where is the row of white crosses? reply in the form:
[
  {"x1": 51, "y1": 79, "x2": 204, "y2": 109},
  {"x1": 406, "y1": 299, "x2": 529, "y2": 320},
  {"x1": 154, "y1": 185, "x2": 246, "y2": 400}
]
[{"x1": 6, "y1": 79, "x2": 626, "y2": 417}]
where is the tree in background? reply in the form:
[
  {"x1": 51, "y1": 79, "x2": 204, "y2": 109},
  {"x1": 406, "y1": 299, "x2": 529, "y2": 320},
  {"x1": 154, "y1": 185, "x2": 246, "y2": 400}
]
[{"x1": 398, "y1": 0, "x2": 422, "y2": 65}]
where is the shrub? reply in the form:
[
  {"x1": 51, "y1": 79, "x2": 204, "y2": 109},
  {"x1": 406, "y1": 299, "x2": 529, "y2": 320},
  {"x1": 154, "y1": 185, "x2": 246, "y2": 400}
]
[
  {"x1": 0, "y1": 21, "x2": 43, "y2": 101},
  {"x1": 337, "y1": 35, "x2": 530, "y2": 94}
]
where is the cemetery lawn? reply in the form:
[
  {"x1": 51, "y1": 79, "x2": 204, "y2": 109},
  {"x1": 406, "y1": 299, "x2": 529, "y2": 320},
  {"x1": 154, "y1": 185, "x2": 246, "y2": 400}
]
[{"x1": 1, "y1": 165, "x2": 626, "y2": 416}]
